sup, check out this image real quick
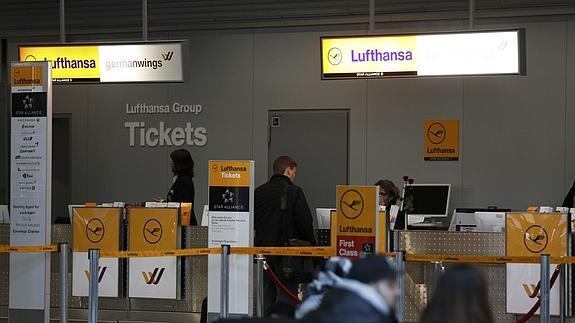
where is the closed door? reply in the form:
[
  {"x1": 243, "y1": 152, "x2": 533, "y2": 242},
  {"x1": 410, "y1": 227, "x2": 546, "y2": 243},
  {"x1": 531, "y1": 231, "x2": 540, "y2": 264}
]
[{"x1": 268, "y1": 109, "x2": 349, "y2": 227}]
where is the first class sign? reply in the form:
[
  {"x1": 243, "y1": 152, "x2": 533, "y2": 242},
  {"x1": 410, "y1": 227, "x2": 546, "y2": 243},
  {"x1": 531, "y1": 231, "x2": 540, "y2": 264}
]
[
  {"x1": 321, "y1": 30, "x2": 525, "y2": 79},
  {"x1": 19, "y1": 42, "x2": 183, "y2": 83}
]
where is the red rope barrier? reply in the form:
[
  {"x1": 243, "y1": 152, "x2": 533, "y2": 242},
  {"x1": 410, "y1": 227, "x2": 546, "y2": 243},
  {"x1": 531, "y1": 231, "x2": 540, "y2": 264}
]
[
  {"x1": 516, "y1": 267, "x2": 561, "y2": 323},
  {"x1": 264, "y1": 262, "x2": 302, "y2": 305}
]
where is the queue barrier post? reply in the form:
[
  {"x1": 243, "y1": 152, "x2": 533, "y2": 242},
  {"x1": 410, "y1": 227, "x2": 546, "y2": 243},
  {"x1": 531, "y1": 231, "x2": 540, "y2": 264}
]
[
  {"x1": 540, "y1": 254, "x2": 550, "y2": 323},
  {"x1": 255, "y1": 254, "x2": 265, "y2": 318},
  {"x1": 88, "y1": 249, "x2": 100, "y2": 323},
  {"x1": 560, "y1": 263, "x2": 566, "y2": 323},
  {"x1": 432, "y1": 261, "x2": 443, "y2": 294},
  {"x1": 59, "y1": 243, "x2": 69, "y2": 323},
  {"x1": 220, "y1": 245, "x2": 231, "y2": 319},
  {"x1": 396, "y1": 250, "x2": 405, "y2": 323}
]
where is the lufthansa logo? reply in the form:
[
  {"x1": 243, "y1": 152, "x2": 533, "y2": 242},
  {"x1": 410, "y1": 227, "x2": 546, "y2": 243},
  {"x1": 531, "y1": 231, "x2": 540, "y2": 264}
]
[
  {"x1": 328, "y1": 47, "x2": 343, "y2": 66},
  {"x1": 340, "y1": 189, "x2": 364, "y2": 220},
  {"x1": 143, "y1": 219, "x2": 163, "y2": 244},
  {"x1": 86, "y1": 218, "x2": 104, "y2": 243},
  {"x1": 524, "y1": 225, "x2": 548, "y2": 253},
  {"x1": 427, "y1": 123, "x2": 446, "y2": 144}
]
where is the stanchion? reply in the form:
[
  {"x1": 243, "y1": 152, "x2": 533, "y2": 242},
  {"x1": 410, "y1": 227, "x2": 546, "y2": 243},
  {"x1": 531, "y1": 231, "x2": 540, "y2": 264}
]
[
  {"x1": 220, "y1": 245, "x2": 230, "y2": 319},
  {"x1": 88, "y1": 249, "x2": 99, "y2": 323},
  {"x1": 433, "y1": 261, "x2": 442, "y2": 294},
  {"x1": 396, "y1": 250, "x2": 405, "y2": 323},
  {"x1": 540, "y1": 254, "x2": 550, "y2": 323},
  {"x1": 59, "y1": 243, "x2": 68, "y2": 323},
  {"x1": 255, "y1": 254, "x2": 265, "y2": 318},
  {"x1": 560, "y1": 263, "x2": 566, "y2": 323}
]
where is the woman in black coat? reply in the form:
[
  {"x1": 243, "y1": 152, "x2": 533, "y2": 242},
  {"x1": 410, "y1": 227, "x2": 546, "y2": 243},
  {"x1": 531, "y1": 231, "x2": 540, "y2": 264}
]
[{"x1": 166, "y1": 149, "x2": 197, "y2": 225}]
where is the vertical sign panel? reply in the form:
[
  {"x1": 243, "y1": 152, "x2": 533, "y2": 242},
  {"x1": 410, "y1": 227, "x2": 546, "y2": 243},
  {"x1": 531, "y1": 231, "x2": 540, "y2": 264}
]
[
  {"x1": 505, "y1": 212, "x2": 567, "y2": 315},
  {"x1": 336, "y1": 186, "x2": 379, "y2": 259},
  {"x1": 72, "y1": 207, "x2": 121, "y2": 297},
  {"x1": 9, "y1": 61, "x2": 51, "y2": 322},
  {"x1": 207, "y1": 160, "x2": 254, "y2": 316},
  {"x1": 128, "y1": 208, "x2": 179, "y2": 299},
  {"x1": 424, "y1": 120, "x2": 459, "y2": 161}
]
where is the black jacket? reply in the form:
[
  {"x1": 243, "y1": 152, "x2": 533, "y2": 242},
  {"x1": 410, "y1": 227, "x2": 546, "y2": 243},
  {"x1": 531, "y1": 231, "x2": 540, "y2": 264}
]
[
  {"x1": 303, "y1": 279, "x2": 398, "y2": 323},
  {"x1": 167, "y1": 174, "x2": 197, "y2": 225},
  {"x1": 563, "y1": 181, "x2": 575, "y2": 208},
  {"x1": 254, "y1": 175, "x2": 315, "y2": 247}
]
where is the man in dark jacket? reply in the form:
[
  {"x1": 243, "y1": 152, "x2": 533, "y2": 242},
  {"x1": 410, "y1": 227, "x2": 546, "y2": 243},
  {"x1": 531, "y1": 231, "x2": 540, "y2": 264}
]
[
  {"x1": 303, "y1": 255, "x2": 399, "y2": 323},
  {"x1": 255, "y1": 155, "x2": 316, "y2": 315}
]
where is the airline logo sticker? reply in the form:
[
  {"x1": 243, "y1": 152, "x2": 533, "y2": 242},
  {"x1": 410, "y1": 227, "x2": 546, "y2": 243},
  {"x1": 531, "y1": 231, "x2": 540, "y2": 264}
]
[
  {"x1": 142, "y1": 268, "x2": 166, "y2": 285},
  {"x1": 84, "y1": 266, "x2": 107, "y2": 283}
]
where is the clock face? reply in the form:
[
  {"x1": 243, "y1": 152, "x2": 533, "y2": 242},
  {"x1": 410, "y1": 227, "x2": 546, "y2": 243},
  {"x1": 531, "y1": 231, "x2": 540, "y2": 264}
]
[{"x1": 327, "y1": 47, "x2": 343, "y2": 65}]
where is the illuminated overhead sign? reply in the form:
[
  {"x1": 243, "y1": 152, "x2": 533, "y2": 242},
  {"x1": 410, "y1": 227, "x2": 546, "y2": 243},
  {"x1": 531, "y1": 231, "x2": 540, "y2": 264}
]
[
  {"x1": 321, "y1": 30, "x2": 525, "y2": 79},
  {"x1": 19, "y1": 42, "x2": 184, "y2": 83}
]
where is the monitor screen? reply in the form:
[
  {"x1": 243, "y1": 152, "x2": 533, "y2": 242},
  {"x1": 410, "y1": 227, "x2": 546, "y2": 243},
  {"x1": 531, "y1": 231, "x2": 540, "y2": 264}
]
[{"x1": 402, "y1": 184, "x2": 450, "y2": 217}]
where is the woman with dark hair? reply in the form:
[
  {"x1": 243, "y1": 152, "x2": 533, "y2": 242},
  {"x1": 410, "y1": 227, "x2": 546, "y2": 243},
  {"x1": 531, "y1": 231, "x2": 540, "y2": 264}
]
[
  {"x1": 166, "y1": 148, "x2": 197, "y2": 225},
  {"x1": 419, "y1": 265, "x2": 494, "y2": 323},
  {"x1": 375, "y1": 179, "x2": 405, "y2": 230}
]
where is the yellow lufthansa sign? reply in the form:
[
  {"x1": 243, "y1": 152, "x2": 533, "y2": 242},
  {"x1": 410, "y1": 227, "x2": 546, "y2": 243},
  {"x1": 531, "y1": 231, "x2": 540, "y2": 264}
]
[
  {"x1": 424, "y1": 120, "x2": 459, "y2": 161},
  {"x1": 20, "y1": 45, "x2": 100, "y2": 82},
  {"x1": 336, "y1": 186, "x2": 379, "y2": 258},
  {"x1": 506, "y1": 212, "x2": 567, "y2": 257},
  {"x1": 73, "y1": 208, "x2": 120, "y2": 252},
  {"x1": 11, "y1": 65, "x2": 44, "y2": 87},
  {"x1": 322, "y1": 36, "x2": 417, "y2": 79},
  {"x1": 129, "y1": 208, "x2": 178, "y2": 251},
  {"x1": 209, "y1": 160, "x2": 251, "y2": 187}
]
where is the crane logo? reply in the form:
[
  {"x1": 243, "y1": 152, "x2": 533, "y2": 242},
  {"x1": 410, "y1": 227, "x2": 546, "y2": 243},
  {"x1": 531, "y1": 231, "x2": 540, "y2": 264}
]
[
  {"x1": 143, "y1": 219, "x2": 162, "y2": 244},
  {"x1": 340, "y1": 189, "x2": 364, "y2": 220},
  {"x1": 427, "y1": 122, "x2": 446, "y2": 145},
  {"x1": 523, "y1": 225, "x2": 548, "y2": 253},
  {"x1": 86, "y1": 218, "x2": 105, "y2": 243}
]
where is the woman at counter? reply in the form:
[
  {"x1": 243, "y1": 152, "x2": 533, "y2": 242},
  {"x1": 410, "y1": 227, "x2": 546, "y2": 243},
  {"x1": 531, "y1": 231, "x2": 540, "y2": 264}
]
[
  {"x1": 375, "y1": 179, "x2": 404, "y2": 230},
  {"x1": 166, "y1": 148, "x2": 197, "y2": 225}
]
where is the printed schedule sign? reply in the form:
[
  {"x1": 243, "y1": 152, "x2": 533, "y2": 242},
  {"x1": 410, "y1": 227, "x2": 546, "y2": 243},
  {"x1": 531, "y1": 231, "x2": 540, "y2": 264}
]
[
  {"x1": 336, "y1": 186, "x2": 380, "y2": 259},
  {"x1": 128, "y1": 208, "x2": 180, "y2": 299},
  {"x1": 321, "y1": 30, "x2": 524, "y2": 79},
  {"x1": 19, "y1": 41, "x2": 184, "y2": 83},
  {"x1": 505, "y1": 212, "x2": 568, "y2": 315},
  {"x1": 207, "y1": 160, "x2": 254, "y2": 316},
  {"x1": 72, "y1": 207, "x2": 121, "y2": 297},
  {"x1": 9, "y1": 61, "x2": 52, "y2": 319}
]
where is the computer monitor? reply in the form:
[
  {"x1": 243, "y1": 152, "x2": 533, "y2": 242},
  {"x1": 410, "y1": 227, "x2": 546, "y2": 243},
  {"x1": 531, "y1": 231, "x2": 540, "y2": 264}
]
[
  {"x1": 475, "y1": 212, "x2": 506, "y2": 232},
  {"x1": 401, "y1": 184, "x2": 450, "y2": 217}
]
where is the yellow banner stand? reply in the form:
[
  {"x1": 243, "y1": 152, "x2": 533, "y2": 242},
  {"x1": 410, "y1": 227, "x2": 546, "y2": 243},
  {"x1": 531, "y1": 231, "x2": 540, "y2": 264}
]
[
  {"x1": 128, "y1": 207, "x2": 180, "y2": 299},
  {"x1": 505, "y1": 212, "x2": 568, "y2": 316},
  {"x1": 335, "y1": 185, "x2": 380, "y2": 259},
  {"x1": 72, "y1": 207, "x2": 121, "y2": 297}
]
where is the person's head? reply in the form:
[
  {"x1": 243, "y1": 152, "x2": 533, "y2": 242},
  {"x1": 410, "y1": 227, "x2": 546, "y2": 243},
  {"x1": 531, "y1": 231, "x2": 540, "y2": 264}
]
[
  {"x1": 347, "y1": 255, "x2": 398, "y2": 307},
  {"x1": 374, "y1": 179, "x2": 400, "y2": 207},
  {"x1": 170, "y1": 149, "x2": 194, "y2": 177},
  {"x1": 273, "y1": 155, "x2": 297, "y2": 182},
  {"x1": 420, "y1": 265, "x2": 493, "y2": 323}
]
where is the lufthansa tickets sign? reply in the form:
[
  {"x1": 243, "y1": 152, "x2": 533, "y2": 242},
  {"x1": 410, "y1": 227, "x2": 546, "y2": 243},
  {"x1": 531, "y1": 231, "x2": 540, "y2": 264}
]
[
  {"x1": 336, "y1": 186, "x2": 379, "y2": 259},
  {"x1": 128, "y1": 208, "x2": 180, "y2": 299},
  {"x1": 321, "y1": 30, "x2": 524, "y2": 79},
  {"x1": 72, "y1": 207, "x2": 121, "y2": 297},
  {"x1": 19, "y1": 42, "x2": 183, "y2": 83},
  {"x1": 506, "y1": 212, "x2": 567, "y2": 257},
  {"x1": 424, "y1": 120, "x2": 459, "y2": 161}
]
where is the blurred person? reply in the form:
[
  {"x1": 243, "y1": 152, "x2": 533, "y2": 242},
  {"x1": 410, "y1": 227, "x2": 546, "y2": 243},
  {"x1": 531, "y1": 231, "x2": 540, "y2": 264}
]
[
  {"x1": 419, "y1": 265, "x2": 494, "y2": 323},
  {"x1": 295, "y1": 257, "x2": 352, "y2": 319},
  {"x1": 303, "y1": 255, "x2": 398, "y2": 323},
  {"x1": 255, "y1": 155, "x2": 316, "y2": 315},
  {"x1": 155, "y1": 149, "x2": 197, "y2": 225}
]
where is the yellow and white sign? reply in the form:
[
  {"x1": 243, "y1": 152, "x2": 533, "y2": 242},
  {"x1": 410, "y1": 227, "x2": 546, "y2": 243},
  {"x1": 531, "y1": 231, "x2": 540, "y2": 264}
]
[
  {"x1": 424, "y1": 120, "x2": 459, "y2": 161},
  {"x1": 336, "y1": 186, "x2": 380, "y2": 259},
  {"x1": 71, "y1": 207, "x2": 121, "y2": 298},
  {"x1": 506, "y1": 212, "x2": 567, "y2": 316},
  {"x1": 128, "y1": 208, "x2": 180, "y2": 299},
  {"x1": 19, "y1": 42, "x2": 183, "y2": 83},
  {"x1": 321, "y1": 30, "x2": 522, "y2": 79}
]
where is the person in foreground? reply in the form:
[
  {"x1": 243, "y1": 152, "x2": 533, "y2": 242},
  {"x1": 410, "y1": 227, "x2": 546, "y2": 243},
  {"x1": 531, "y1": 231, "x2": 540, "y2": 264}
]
[
  {"x1": 419, "y1": 265, "x2": 494, "y2": 323},
  {"x1": 302, "y1": 255, "x2": 398, "y2": 323}
]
